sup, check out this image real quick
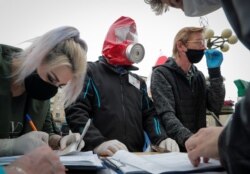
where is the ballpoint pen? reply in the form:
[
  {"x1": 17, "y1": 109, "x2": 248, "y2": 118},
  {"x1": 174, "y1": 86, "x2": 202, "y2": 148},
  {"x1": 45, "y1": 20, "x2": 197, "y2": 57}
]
[
  {"x1": 208, "y1": 111, "x2": 223, "y2": 126},
  {"x1": 25, "y1": 114, "x2": 38, "y2": 131},
  {"x1": 103, "y1": 157, "x2": 125, "y2": 171},
  {"x1": 76, "y1": 118, "x2": 91, "y2": 150}
]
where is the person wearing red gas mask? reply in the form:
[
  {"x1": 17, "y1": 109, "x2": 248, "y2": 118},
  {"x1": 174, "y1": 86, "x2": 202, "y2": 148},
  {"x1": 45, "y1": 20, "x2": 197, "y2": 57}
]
[{"x1": 65, "y1": 16, "x2": 173, "y2": 156}]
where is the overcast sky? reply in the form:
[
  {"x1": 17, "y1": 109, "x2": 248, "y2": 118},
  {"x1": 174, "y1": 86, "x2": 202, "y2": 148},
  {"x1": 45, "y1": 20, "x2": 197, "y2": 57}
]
[{"x1": 1, "y1": 0, "x2": 249, "y2": 102}]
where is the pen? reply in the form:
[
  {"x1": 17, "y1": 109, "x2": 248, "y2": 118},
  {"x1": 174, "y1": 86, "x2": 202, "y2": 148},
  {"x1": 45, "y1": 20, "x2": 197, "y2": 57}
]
[
  {"x1": 208, "y1": 111, "x2": 223, "y2": 126},
  {"x1": 25, "y1": 114, "x2": 38, "y2": 131},
  {"x1": 76, "y1": 118, "x2": 91, "y2": 150},
  {"x1": 103, "y1": 157, "x2": 123, "y2": 171}
]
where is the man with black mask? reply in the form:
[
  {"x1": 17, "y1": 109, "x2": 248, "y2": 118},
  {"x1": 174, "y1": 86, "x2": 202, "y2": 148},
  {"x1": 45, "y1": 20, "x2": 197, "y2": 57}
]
[
  {"x1": 150, "y1": 26, "x2": 225, "y2": 152},
  {"x1": 65, "y1": 16, "x2": 172, "y2": 156}
]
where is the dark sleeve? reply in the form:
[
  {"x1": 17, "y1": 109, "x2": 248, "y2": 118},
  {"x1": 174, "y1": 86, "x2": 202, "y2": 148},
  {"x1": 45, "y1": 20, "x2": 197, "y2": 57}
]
[
  {"x1": 65, "y1": 74, "x2": 107, "y2": 151},
  {"x1": 42, "y1": 105, "x2": 60, "y2": 135},
  {"x1": 141, "y1": 80, "x2": 167, "y2": 146},
  {"x1": 221, "y1": 0, "x2": 250, "y2": 50},
  {"x1": 207, "y1": 68, "x2": 225, "y2": 115},
  {"x1": 218, "y1": 87, "x2": 250, "y2": 173},
  {"x1": 150, "y1": 69, "x2": 192, "y2": 147},
  {"x1": 50, "y1": 115, "x2": 61, "y2": 134}
]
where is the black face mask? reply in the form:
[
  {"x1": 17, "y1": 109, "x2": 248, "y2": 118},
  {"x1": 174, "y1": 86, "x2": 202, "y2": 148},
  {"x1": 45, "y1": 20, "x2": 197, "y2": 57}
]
[
  {"x1": 186, "y1": 49, "x2": 204, "y2": 64},
  {"x1": 24, "y1": 72, "x2": 58, "y2": 100}
]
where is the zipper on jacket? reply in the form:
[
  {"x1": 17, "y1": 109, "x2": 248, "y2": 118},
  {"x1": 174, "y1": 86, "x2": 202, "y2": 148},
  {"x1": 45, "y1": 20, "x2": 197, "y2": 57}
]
[{"x1": 120, "y1": 74, "x2": 127, "y2": 142}]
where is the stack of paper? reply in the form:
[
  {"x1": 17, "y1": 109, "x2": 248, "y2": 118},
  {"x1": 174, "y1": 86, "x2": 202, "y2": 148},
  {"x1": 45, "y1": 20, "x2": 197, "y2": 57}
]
[
  {"x1": 104, "y1": 150, "x2": 225, "y2": 174},
  {"x1": 0, "y1": 151, "x2": 104, "y2": 170},
  {"x1": 0, "y1": 155, "x2": 20, "y2": 166},
  {"x1": 60, "y1": 151, "x2": 103, "y2": 169}
]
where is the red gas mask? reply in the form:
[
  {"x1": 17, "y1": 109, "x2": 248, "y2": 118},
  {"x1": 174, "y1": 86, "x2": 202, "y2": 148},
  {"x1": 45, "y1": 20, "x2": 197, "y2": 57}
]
[{"x1": 102, "y1": 16, "x2": 145, "y2": 66}]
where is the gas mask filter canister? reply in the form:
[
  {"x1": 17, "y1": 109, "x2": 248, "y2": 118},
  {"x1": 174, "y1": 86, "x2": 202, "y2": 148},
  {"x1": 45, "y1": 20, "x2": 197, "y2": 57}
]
[{"x1": 126, "y1": 43, "x2": 145, "y2": 63}]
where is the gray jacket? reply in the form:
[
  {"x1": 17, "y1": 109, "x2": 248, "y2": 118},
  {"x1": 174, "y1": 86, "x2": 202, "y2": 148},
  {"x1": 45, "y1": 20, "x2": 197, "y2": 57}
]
[{"x1": 151, "y1": 58, "x2": 225, "y2": 151}]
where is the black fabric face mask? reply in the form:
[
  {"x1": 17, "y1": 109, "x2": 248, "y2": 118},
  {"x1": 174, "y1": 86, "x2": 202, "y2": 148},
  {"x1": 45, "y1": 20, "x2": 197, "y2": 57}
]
[
  {"x1": 186, "y1": 49, "x2": 204, "y2": 64},
  {"x1": 24, "y1": 72, "x2": 58, "y2": 100}
]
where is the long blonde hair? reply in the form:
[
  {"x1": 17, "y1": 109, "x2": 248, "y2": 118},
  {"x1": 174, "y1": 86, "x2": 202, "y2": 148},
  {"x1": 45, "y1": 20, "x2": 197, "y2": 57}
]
[{"x1": 13, "y1": 26, "x2": 87, "y2": 107}]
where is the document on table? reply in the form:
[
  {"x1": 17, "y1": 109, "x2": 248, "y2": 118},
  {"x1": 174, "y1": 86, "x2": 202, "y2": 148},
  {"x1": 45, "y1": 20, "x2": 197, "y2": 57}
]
[
  {"x1": 0, "y1": 151, "x2": 104, "y2": 170},
  {"x1": 60, "y1": 151, "x2": 103, "y2": 169},
  {"x1": 104, "y1": 150, "x2": 225, "y2": 174},
  {"x1": 55, "y1": 143, "x2": 80, "y2": 156},
  {"x1": 0, "y1": 155, "x2": 20, "y2": 165}
]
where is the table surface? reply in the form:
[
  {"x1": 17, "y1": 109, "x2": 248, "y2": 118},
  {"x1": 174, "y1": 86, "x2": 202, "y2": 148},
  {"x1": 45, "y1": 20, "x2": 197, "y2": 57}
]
[{"x1": 67, "y1": 168, "x2": 114, "y2": 174}]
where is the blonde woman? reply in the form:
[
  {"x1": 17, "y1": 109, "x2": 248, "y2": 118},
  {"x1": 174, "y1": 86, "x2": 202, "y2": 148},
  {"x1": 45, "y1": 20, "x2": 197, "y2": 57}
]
[{"x1": 0, "y1": 26, "x2": 87, "y2": 156}]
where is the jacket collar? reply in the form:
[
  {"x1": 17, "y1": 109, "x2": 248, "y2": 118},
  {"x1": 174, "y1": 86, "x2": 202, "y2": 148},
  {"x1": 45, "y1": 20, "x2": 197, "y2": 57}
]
[{"x1": 98, "y1": 56, "x2": 139, "y2": 74}]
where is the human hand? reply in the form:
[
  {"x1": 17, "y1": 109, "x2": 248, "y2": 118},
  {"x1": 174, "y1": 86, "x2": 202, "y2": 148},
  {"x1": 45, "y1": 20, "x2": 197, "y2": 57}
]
[
  {"x1": 159, "y1": 138, "x2": 180, "y2": 152},
  {"x1": 2, "y1": 131, "x2": 49, "y2": 156},
  {"x1": 185, "y1": 127, "x2": 223, "y2": 167},
  {"x1": 205, "y1": 49, "x2": 223, "y2": 68},
  {"x1": 6, "y1": 145, "x2": 65, "y2": 174},
  {"x1": 60, "y1": 133, "x2": 85, "y2": 151},
  {"x1": 94, "y1": 140, "x2": 128, "y2": 156}
]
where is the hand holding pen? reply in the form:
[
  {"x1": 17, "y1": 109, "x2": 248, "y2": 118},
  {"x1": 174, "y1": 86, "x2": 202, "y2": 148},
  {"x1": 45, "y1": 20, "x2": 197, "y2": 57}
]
[
  {"x1": 56, "y1": 119, "x2": 91, "y2": 155},
  {"x1": 25, "y1": 113, "x2": 90, "y2": 153},
  {"x1": 60, "y1": 119, "x2": 91, "y2": 150}
]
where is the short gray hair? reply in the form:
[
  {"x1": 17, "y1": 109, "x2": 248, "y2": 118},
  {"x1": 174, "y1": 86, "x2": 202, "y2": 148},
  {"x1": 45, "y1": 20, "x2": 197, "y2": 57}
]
[{"x1": 144, "y1": 0, "x2": 169, "y2": 15}]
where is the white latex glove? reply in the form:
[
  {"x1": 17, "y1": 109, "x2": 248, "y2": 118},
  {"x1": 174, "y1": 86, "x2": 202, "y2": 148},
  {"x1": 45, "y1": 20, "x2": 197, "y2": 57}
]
[
  {"x1": 60, "y1": 133, "x2": 85, "y2": 151},
  {"x1": 94, "y1": 140, "x2": 128, "y2": 156},
  {"x1": 159, "y1": 138, "x2": 180, "y2": 152},
  {"x1": 0, "y1": 131, "x2": 49, "y2": 156},
  {"x1": 49, "y1": 133, "x2": 85, "y2": 151}
]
